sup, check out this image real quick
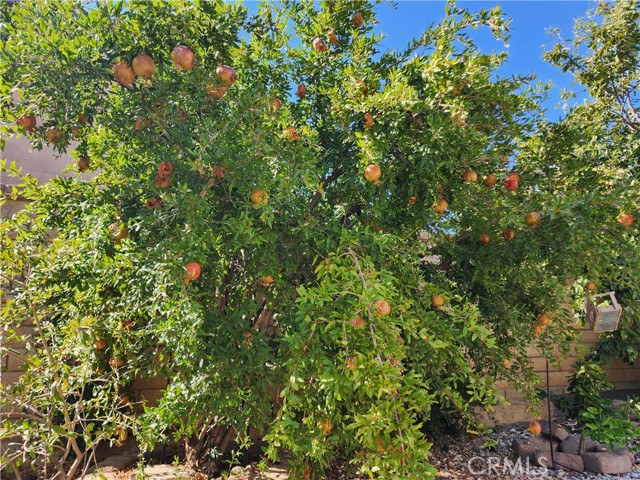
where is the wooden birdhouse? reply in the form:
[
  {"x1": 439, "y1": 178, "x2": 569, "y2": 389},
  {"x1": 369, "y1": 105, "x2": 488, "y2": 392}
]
[{"x1": 585, "y1": 292, "x2": 622, "y2": 333}]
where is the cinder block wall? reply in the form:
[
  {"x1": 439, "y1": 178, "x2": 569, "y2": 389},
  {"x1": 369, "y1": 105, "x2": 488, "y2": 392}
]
[{"x1": 496, "y1": 327, "x2": 640, "y2": 402}]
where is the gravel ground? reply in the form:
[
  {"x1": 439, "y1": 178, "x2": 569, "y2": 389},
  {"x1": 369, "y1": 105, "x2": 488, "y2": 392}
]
[{"x1": 429, "y1": 423, "x2": 640, "y2": 480}]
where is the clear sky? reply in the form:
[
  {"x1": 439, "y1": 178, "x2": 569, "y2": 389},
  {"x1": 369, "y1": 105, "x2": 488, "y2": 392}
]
[
  {"x1": 244, "y1": 1, "x2": 595, "y2": 120},
  {"x1": 373, "y1": 1, "x2": 594, "y2": 119}
]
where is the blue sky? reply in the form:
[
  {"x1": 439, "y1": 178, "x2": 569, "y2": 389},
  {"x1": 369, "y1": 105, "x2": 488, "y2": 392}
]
[{"x1": 373, "y1": 1, "x2": 594, "y2": 119}]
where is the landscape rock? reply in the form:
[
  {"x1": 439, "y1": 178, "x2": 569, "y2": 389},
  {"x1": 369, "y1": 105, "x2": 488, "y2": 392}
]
[
  {"x1": 581, "y1": 451, "x2": 633, "y2": 474},
  {"x1": 534, "y1": 450, "x2": 584, "y2": 472},
  {"x1": 538, "y1": 420, "x2": 570, "y2": 441},
  {"x1": 559, "y1": 434, "x2": 600, "y2": 454},
  {"x1": 513, "y1": 437, "x2": 558, "y2": 461}
]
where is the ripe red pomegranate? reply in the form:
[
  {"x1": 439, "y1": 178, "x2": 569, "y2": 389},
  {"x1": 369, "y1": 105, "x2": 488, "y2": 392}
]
[
  {"x1": 346, "y1": 356, "x2": 358, "y2": 370},
  {"x1": 154, "y1": 174, "x2": 171, "y2": 188},
  {"x1": 585, "y1": 281, "x2": 597, "y2": 292},
  {"x1": 537, "y1": 313, "x2": 551, "y2": 326},
  {"x1": 374, "y1": 300, "x2": 391, "y2": 316},
  {"x1": 408, "y1": 196, "x2": 416, "y2": 205},
  {"x1": 171, "y1": 45, "x2": 195, "y2": 70},
  {"x1": 206, "y1": 85, "x2": 227, "y2": 99},
  {"x1": 504, "y1": 173, "x2": 520, "y2": 191},
  {"x1": 617, "y1": 213, "x2": 635, "y2": 228},
  {"x1": 77, "y1": 157, "x2": 90, "y2": 172},
  {"x1": 251, "y1": 189, "x2": 269, "y2": 206},
  {"x1": 364, "y1": 164, "x2": 381, "y2": 183},
  {"x1": 313, "y1": 37, "x2": 328, "y2": 52},
  {"x1": 158, "y1": 161, "x2": 174, "y2": 175},
  {"x1": 113, "y1": 61, "x2": 135, "y2": 85},
  {"x1": 17, "y1": 114, "x2": 37, "y2": 132},
  {"x1": 502, "y1": 229, "x2": 515, "y2": 241},
  {"x1": 283, "y1": 127, "x2": 299, "y2": 141},
  {"x1": 145, "y1": 197, "x2": 160, "y2": 209},
  {"x1": 261, "y1": 275, "x2": 274, "y2": 287},
  {"x1": 352, "y1": 11, "x2": 364, "y2": 28},
  {"x1": 327, "y1": 28, "x2": 339, "y2": 45},
  {"x1": 45, "y1": 126, "x2": 63, "y2": 143},
  {"x1": 479, "y1": 233, "x2": 490, "y2": 246},
  {"x1": 462, "y1": 170, "x2": 478, "y2": 183},
  {"x1": 93, "y1": 338, "x2": 107, "y2": 350},
  {"x1": 184, "y1": 261, "x2": 202, "y2": 281},
  {"x1": 216, "y1": 65, "x2": 237, "y2": 87},
  {"x1": 109, "y1": 357, "x2": 125, "y2": 368},
  {"x1": 273, "y1": 97, "x2": 282, "y2": 109},
  {"x1": 434, "y1": 198, "x2": 448, "y2": 215},
  {"x1": 364, "y1": 112, "x2": 374, "y2": 130},
  {"x1": 296, "y1": 84, "x2": 307, "y2": 99},
  {"x1": 351, "y1": 316, "x2": 366, "y2": 328},
  {"x1": 109, "y1": 222, "x2": 129, "y2": 243},
  {"x1": 525, "y1": 211, "x2": 542, "y2": 228},
  {"x1": 484, "y1": 173, "x2": 497, "y2": 187},
  {"x1": 212, "y1": 166, "x2": 227, "y2": 179},
  {"x1": 71, "y1": 127, "x2": 83, "y2": 139},
  {"x1": 132, "y1": 54, "x2": 155, "y2": 78},
  {"x1": 178, "y1": 108, "x2": 188, "y2": 121}
]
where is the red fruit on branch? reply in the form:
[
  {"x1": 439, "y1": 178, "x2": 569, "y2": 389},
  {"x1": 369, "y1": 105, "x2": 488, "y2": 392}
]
[
  {"x1": 364, "y1": 164, "x2": 381, "y2": 183},
  {"x1": 45, "y1": 126, "x2": 63, "y2": 144},
  {"x1": 312, "y1": 37, "x2": 328, "y2": 52},
  {"x1": 585, "y1": 281, "x2": 597, "y2": 292},
  {"x1": 71, "y1": 127, "x2": 83, "y2": 139},
  {"x1": 374, "y1": 300, "x2": 391, "y2": 316},
  {"x1": 364, "y1": 112, "x2": 374, "y2": 130},
  {"x1": 145, "y1": 197, "x2": 160, "y2": 209},
  {"x1": 261, "y1": 275, "x2": 274, "y2": 287},
  {"x1": 352, "y1": 11, "x2": 364, "y2": 28},
  {"x1": 479, "y1": 233, "x2": 490, "y2": 246},
  {"x1": 408, "y1": 196, "x2": 416, "y2": 205},
  {"x1": 318, "y1": 418, "x2": 333, "y2": 435},
  {"x1": 327, "y1": 28, "x2": 339, "y2": 45},
  {"x1": 93, "y1": 338, "x2": 107, "y2": 350},
  {"x1": 502, "y1": 229, "x2": 515, "y2": 241},
  {"x1": 212, "y1": 166, "x2": 227, "y2": 179},
  {"x1": 283, "y1": 127, "x2": 299, "y2": 141},
  {"x1": 158, "y1": 161, "x2": 174, "y2": 175},
  {"x1": 296, "y1": 84, "x2": 307, "y2": 99},
  {"x1": 171, "y1": 45, "x2": 195, "y2": 70},
  {"x1": 537, "y1": 313, "x2": 551, "y2": 326},
  {"x1": 463, "y1": 170, "x2": 478, "y2": 183},
  {"x1": 346, "y1": 356, "x2": 358, "y2": 370},
  {"x1": 251, "y1": 189, "x2": 269, "y2": 206},
  {"x1": 434, "y1": 198, "x2": 448, "y2": 215},
  {"x1": 216, "y1": 65, "x2": 237, "y2": 87},
  {"x1": 273, "y1": 97, "x2": 282, "y2": 110},
  {"x1": 525, "y1": 211, "x2": 542, "y2": 228},
  {"x1": 484, "y1": 173, "x2": 497, "y2": 187},
  {"x1": 431, "y1": 295, "x2": 445, "y2": 309},
  {"x1": 351, "y1": 316, "x2": 366, "y2": 328},
  {"x1": 617, "y1": 213, "x2": 635, "y2": 228},
  {"x1": 17, "y1": 114, "x2": 37, "y2": 132},
  {"x1": 504, "y1": 173, "x2": 519, "y2": 191},
  {"x1": 77, "y1": 157, "x2": 90, "y2": 172},
  {"x1": 109, "y1": 222, "x2": 129, "y2": 243},
  {"x1": 206, "y1": 85, "x2": 227, "y2": 99},
  {"x1": 184, "y1": 262, "x2": 201, "y2": 281},
  {"x1": 112, "y1": 61, "x2": 135, "y2": 85},
  {"x1": 132, "y1": 55, "x2": 155, "y2": 79},
  {"x1": 109, "y1": 357, "x2": 125, "y2": 368},
  {"x1": 154, "y1": 174, "x2": 171, "y2": 188}
]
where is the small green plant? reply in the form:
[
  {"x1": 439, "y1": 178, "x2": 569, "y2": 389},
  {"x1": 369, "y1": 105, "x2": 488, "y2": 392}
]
[{"x1": 565, "y1": 360, "x2": 639, "y2": 451}]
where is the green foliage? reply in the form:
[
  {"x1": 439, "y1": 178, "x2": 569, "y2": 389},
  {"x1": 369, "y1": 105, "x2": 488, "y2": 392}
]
[
  {"x1": 0, "y1": 0, "x2": 638, "y2": 478},
  {"x1": 562, "y1": 360, "x2": 639, "y2": 449}
]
